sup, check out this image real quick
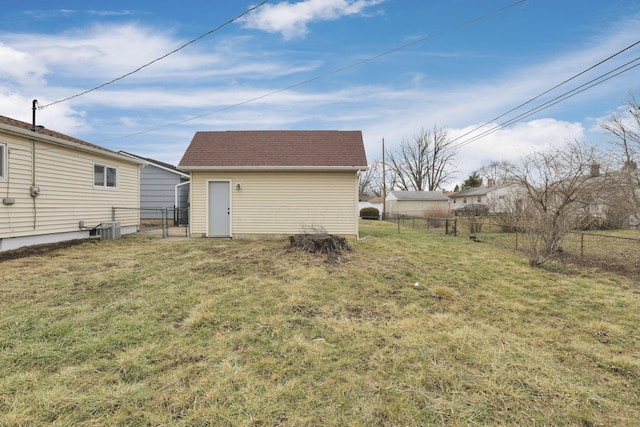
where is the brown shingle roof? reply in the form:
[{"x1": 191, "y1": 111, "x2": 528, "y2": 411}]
[
  {"x1": 178, "y1": 130, "x2": 367, "y2": 169},
  {"x1": 0, "y1": 115, "x2": 121, "y2": 156}
]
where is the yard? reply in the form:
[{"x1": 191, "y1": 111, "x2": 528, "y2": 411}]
[{"x1": 1, "y1": 220, "x2": 639, "y2": 425}]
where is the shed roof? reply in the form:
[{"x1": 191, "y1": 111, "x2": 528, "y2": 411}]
[
  {"x1": 178, "y1": 130, "x2": 367, "y2": 170},
  {"x1": 450, "y1": 182, "x2": 513, "y2": 198},
  {"x1": 451, "y1": 186, "x2": 490, "y2": 198},
  {"x1": 387, "y1": 191, "x2": 449, "y2": 201}
]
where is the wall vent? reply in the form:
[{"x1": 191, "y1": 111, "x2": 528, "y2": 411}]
[{"x1": 100, "y1": 222, "x2": 121, "y2": 240}]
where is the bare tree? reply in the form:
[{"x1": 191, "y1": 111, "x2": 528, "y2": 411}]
[
  {"x1": 504, "y1": 141, "x2": 607, "y2": 266},
  {"x1": 478, "y1": 160, "x2": 515, "y2": 185},
  {"x1": 601, "y1": 92, "x2": 640, "y2": 225},
  {"x1": 385, "y1": 126, "x2": 457, "y2": 191},
  {"x1": 601, "y1": 92, "x2": 640, "y2": 166},
  {"x1": 358, "y1": 160, "x2": 384, "y2": 199}
]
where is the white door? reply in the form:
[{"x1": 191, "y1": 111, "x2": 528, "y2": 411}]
[{"x1": 208, "y1": 181, "x2": 231, "y2": 237}]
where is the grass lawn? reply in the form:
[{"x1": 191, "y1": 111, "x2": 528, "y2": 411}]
[{"x1": 1, "y1": 220, "x2": 639, "y2": 426}]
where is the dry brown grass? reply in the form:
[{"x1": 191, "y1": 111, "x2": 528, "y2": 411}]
[{"x1": 1, "y1": 221, "x2": 639, "y2": 425}]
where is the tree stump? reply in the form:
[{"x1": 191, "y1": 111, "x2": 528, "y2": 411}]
[{"x1": 288, "y1": 233, "x2": 351, "y2": 263}]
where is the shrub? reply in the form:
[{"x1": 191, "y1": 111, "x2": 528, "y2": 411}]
[{"x1": 360, "y1": 207, "x2": 380, "y2": 220}]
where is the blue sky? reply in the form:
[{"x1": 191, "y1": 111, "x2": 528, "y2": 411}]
[{"x1": 1, "y1": 0, "x2": 639, "y2": 188}]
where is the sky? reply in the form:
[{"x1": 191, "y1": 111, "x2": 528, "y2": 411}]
[{"x1": 1, "y1": 0, "x2": 639, "y2": 189}]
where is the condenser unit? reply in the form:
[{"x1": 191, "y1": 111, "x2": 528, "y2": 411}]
[{"x1": 100, "y1": 222, "x2": 121, "y2": 240}]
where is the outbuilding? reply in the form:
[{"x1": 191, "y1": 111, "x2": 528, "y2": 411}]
[
  {"x1": 385, "y1": 190, "x2": 450, "y2": 218},
  {"x1": 178, "y1": 130, "x2": 368, "y2": 239}
]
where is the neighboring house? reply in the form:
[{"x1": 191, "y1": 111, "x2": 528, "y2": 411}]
[
  {"x1": 0, "y1": 115, "x2": 145, "y2": 252},
  {"x1": 358, "y1": 196, "x2": 384, "y2": 217},
  {"x1": 178, "y1": 130, "x2": 368, "y2": 239},
  {"x1": 385, "y1": 191, "x2": 450, "y2": 218},
  {"x1": 120, "y1": 151, "x2": 190, "y2": 223},
  {"x1": 449, "y1": 181, "x2": 521, "y2": 213},
  {"x1": 573, "y1": 163, "x2": 640, "y2": 228}
]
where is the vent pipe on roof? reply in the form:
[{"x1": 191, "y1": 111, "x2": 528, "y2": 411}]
[{"x1": 31, "y1": 99, "x2": 37, "y2": 132}]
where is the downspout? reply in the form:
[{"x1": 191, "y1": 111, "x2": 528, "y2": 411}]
[
  {"x1": 174, "y1": 180, "x2": 190, "y2": 209},
  {"x1": 175, "y1": 179, "x2": 190, "y2": 227},
  {"x1": 356, "y1": 170, "x2": 362, "y2": 239}
]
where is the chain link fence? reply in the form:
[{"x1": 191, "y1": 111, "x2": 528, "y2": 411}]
[
  {"x1": 385, "y1": 214, "x2": 640, "y2": 280},
  {"x1": 112, "y1": 206, "x2": 189, "y2": 238}
]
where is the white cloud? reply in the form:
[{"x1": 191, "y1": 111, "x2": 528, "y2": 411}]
[
  {"x1": 0, "y1": 43, "x2": 48, "y2": 85},
  {"x1": 241, "y1": 0, "x2": 384, "y2": 40}
]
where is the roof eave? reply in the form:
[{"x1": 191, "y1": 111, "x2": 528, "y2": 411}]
[
  {"x1": 178, "y1": 165, "x2": 367, "y2": 172},
  {"x1": 120, "y1": 152, "x2": 189, "y2": 178},
  {"x1": 0, "y1": 123, "x2": 146, "y2": 165}
]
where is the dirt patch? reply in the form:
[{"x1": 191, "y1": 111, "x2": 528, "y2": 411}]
[{"x1": 0, "y1": 239, "x2": 94, "y2": 262}]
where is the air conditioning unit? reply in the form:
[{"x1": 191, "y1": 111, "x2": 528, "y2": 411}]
[{"x1": 100, "y1": 222, "x2": 121, "y2": 240}]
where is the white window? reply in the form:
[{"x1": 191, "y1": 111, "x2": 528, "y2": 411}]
[
  {"x1": 94, "y1": 163, "x2": 117, "y2": 188},
  {"x1": 0, "y1": 143, "x2": 6, "y2": 181}
]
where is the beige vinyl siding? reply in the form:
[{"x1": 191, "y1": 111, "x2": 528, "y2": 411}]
[
  {"x1": 387, "y1": 200, "x2": 450, "y2": 216},
  {"x1": 0, "y1": 131, "x2": 139, "y2": 239},
  {"x1": 190, "y1": 170, "x2": 359, "y2": 238}
]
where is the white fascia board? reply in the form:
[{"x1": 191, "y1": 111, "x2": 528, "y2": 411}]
[
  {"x1": 120, "y1": 152, "x2": 190, "y2": 179},
  {"x1": 144, "y1": 161, "x2": 190, "y2": 179},
  {"x1": 0, "y1": 124, "x2": 146, "y2": 166}
]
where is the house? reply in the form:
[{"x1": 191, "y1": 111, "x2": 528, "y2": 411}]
[
  {"x1": 385, "y1": 191, "x2": 450, "y2": 218},
  {"x1": 178, "y1": 130, "x2": 368, "y2": 239},
  {"x1": 449, "y1": 181, "x2": 521, "y2": 213},
  {"x1": 120, "y1": 152, "x2": 190, "y2": 224},
  {"x1": 0, "y1": 115, "x2": 145, "y2": 252}
]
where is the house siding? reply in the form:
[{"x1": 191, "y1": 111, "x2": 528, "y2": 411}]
[
  {"x1": 0, "y1": 130, "x2": 140, "y2": 248},
  {"x1": 139, "y1": 165, "x2": 189, "y2": 219},
  {"x1": 190, "y1": 170, "x2": 359, "y2": 238},
  {"x1": 386, "y1": 200, "x2": 450, "y2": 217}
]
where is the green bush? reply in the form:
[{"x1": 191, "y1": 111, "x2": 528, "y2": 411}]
[{"x1": 360, "y1": 207, "x2": 380, "y2": 219}]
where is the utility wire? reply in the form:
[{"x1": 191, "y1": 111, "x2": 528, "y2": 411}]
[
  {"x1": 450, "y1": 55, "x2": 640, "y2": 150},
  {"x1": 448, "y1": 39, "x2": 640, "y2": 147},
  {"x1": 95, "y1": 0, "x2": 528, "y2": 142},
  {"x1": 38, "y1": 0, "x2": 268, "y2": 109}
]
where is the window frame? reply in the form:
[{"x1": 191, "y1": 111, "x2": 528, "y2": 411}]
[
  {"x1": 0, "y1": 143, "x2": 6, "y2": 182},
  {"x1": 93, "y1": 162, "x2": 118, "y2": 189}
]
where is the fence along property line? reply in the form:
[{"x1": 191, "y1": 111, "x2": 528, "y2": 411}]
[
  {"x1": 560, "y1": 231, "x2": 640, "y2": 278},
  {"x1": 112, "y1": 206, "x2": 189, "y2": 238},
  {"x1": 387, "y1": 213, "x2": 640, "y2": 279},
  {"x1": 383, "y1": 213, "x2": 458, "y2": 236}
]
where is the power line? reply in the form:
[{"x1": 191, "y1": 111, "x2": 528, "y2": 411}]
[
  {"x1": 448, "y1": 39, "x2": 640, "y2": 147},
  {"x1": 38, "y1": 0, "x2": 268, "y2": 110},
  {"x1": 95, "y1": 0, "x2": 528, "y2": 142},
  {"x1": 450, "y1": 54, "x2": 640, "y2": 150}
]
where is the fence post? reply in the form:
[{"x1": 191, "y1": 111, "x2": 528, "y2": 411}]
[
  {"x1": 445, "y1": 218, "x2": 449, "y2": 235},
  {"x1": 515, "y1": 231, "x2": 518, "y2": 251},
  {"x1": 162, "y1": 207, "x2": 168, "y2": 238},
  {"x1": 580, "y1": 233, "x2": 584, "y2": 258},
  {"x1": 397, "y1": 216, "x2": 400, "y2": 234}
]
